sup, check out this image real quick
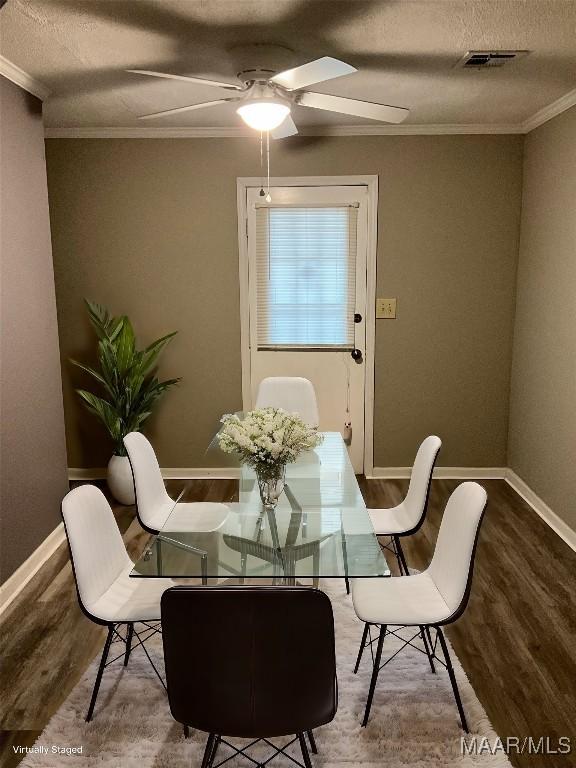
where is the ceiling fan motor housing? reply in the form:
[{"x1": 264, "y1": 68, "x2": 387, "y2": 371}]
[
  {"x1": 237, "y1": 67, "x2": 277, "y2": 86},
  {"x1": 231, "y1": 42, "x2": 297, "y2": 83},
  {"x1": 239, "y1": 80, "x2": 291, "y2": 106}
]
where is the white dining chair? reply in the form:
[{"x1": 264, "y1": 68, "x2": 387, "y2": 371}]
[
  {"x1": 352, "y1": 481, "x2": 487, "y2": 730},
  {"x1": 368, "y1": 435, "x2": 441, "y2": 575},
  {"x1": 62, "y1": 484, "x2": 174, "y2": 721},
  {"x1": 123, "y1": 432, "x2": 230, "y2": 535},
  {"x1": 255, "y1": 376, "x2": 319, "y2": 427}
]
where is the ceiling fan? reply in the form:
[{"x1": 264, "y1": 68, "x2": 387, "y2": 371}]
[{"x1": 127, "y1": 56, "x2": 409, "y2": 137}]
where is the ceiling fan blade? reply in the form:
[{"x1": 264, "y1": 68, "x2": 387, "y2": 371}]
[
  {"x1": 138, "y1": 99, "x2": 236, "y2": 120},
  {"x1": 298, "y1": 91, "x2": 409, "y2": 124},
  {"x1": 270, "y1": 57, "x2": 356, "y2": 91},
  {"x1": 127, "y1": 70, "x2": 243, "y2": 91},
  {"x1": 271, "y1": 115, "x2": 299, "y2": 139}
]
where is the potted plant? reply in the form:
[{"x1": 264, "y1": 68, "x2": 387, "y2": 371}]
[
  {"x1": 218, "y1": 407, "x2": 323, "y2": 508},
  {"x1": 71, "y1": 300, "x2": 180, "y2": 504}
]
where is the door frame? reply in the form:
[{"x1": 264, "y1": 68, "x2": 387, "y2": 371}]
[{"x1": 236, "y1": 175, "x2": 378, "y2": 476}]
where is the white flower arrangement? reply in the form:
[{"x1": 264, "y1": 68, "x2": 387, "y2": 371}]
[{"x1": 218, "y1": 407, "x2": 323, "y2": 479}]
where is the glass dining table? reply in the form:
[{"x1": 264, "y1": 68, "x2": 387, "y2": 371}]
[{"x1": 131, "y1": 430, "x2": 389, "y2": 584}]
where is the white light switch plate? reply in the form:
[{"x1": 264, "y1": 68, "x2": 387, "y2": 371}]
[{"x1": 376, "y1": 298, "x2": 397, "y2": 319}]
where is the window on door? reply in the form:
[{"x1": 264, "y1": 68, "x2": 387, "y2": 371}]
[
  {"x1": 242, "y1": 181, "x2": 372, "y2": 473},
  {"x1": 255, "y1": 205, "x2": 358, "y2": 350}
]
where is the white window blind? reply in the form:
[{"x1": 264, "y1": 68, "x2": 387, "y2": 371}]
[{"x1": 255, "y1": 206, "x2": 358, "y2": 350}]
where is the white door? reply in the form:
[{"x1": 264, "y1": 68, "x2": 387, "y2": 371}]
[{"x1": 244, "y1": 185, "x2": 368, "y2": 472}]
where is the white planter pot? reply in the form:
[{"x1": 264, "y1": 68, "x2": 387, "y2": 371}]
[{"x1": 107, "y1": 455, "x2": 135, "y2": 505}]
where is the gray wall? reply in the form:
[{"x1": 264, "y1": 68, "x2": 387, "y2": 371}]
[
  {"x1": 45, "y1": 134, "x2": 523, "y2": 470},
  {"x1": 0, "y1": 77, "x2": 69, "y2": 583},
  {"x1": 508, "y1": 106, "x2": 576, "y2": 531}
]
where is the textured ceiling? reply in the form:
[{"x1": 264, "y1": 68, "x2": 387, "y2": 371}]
[{"x1": 1, "y1": 0, "x2": 575, "y2": 129}]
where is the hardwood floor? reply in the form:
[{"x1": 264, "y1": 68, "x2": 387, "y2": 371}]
[{"x1": 1, "y1": 478, "x2": 575, "y2": 767}]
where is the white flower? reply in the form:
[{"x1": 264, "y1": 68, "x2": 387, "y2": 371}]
[{"x1": 217, "y1": 407, "x2": 323, "y2": 472}]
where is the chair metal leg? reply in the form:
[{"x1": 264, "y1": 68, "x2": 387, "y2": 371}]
[
  {"x1": 420, "y1": 625, "x2": 436, "y2": 673},
  {"x1": 156, "y1": 537, "x2": 163, "y2": 574},
  {"x1": 201, "y1": 734, "x2": 216, "y2": 768},
  {"x1": 436, "y1": 627, "x2": 469, "y2": 732},
  {"x1": 209, "y1": 735, "x2": 221, "y2": 768},
  {"x1": 341, "y1": 526, "x2": 350, "y2": 594},
  {"x1": 298, "y1": 733, "x2": 313, "y2": 768},
  {"x1": 391, "y1": 536, "x2": 404, "y2": 575},
  {"x1": 394, "y1": 536, "x2": 410, "y2": 575},
  {"x1": 313, "y1": 548, "x2": 320, "y2": 590},
  {"x1": 307, "y1": 730, "x2": 317, "y2": 754},
  {"x1": 362, "y1": 625, "x2": 385, "y2": 727},
  {"x1": 424, "y1": 625, "x2": 435, "y2": 651},
  {"x1": 354, "y1": 622, "x2": 370, "y2": 673},
  {"x1": 423, "y1": 626, "x2": 436, "y2": 673},
  {"x1": 86, "y1": 625, "x2": 114, "y2": 722},
  {"x1": 124, "y1": 622, "x2": 134, "y2": 667}
]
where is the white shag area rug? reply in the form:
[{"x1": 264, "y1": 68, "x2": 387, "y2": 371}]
[{"x1": 21, "y1": 580, "x2": 509, "y2": 768}]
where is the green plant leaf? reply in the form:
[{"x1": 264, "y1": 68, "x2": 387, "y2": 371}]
[
  {"x1": 69, "y1": 359, "x2": 107, "y2": 386},
  {"x1": 115, "y1": 317, "x2": 136, "y2": 376},
  {"x1": 141, "y1": 330, "x2": 176, "y2": 360},
  {"x1": 136, "y1": 378, "x2": 178, "y2": 415},
  {"x1": 127, "y1": 410, "x2": 152, "y2": 432},
  {"x1": 138, "y1": 333, "x2": 175, "y2": 376},
  {"x1": 98, "y1": 340, "x2": 120, "y2": 398},
  {"x1": 85, "y1": 299, "x2": 123, "y2": 341},
  {"x1": 75, "y1": 302, "x2": 180, "y2": 452},
  {"x1": 144, "y1": 331, "x2": 178, "y2": 354},
  {"x1": 158, "y1": 377, "x2": 181, "y2": 390},
  {"x1": 76, "y1": 390, "x2": 122, "y2": 440}
]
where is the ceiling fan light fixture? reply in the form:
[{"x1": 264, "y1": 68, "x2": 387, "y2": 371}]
[{"x1": 237, "y1": 99, "x2": 291, "y2": 131}]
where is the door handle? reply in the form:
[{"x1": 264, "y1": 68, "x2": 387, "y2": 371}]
[{"x1": 351, "y1": 348, "x2": 363, "y2": 364}]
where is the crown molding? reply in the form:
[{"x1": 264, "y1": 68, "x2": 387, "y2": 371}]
[
  {"x1": 45, "y1": 122, "x2": 525, "y2": 138},
  {"x1": 45, "y1": 126, "x2": 256, "y2": 139},
  {"x1": 284, "y1": 123, "x2": 522, "y2": 135},
  {"x1": 0, "y1": 55, "x2": 50, "y2": 101},
  {"x1": 521, "y1": 87, "x2": 576, "y2": 133}
]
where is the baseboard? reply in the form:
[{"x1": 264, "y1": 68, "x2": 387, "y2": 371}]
[
  {"x1": 369, "y1": 465, "x2": 575, "y2": 552},
  {"x1": 71, "y1": 466, "x2": 506, "y2": 481},
  {"x1": 161, "y1": 467, "x2": 241, "y2": 480},
  {"x1": 505, "y1": 469, "x2": 576, "y2": 553},
  {"x1": 68, "y1": 467, "x2": 241, "y2": 481},
  {"x1": 367, "y1": 467, "x2": 507, "y2": 480},
  {"x1": 0, "y1": 522, "x2": 66, "y2": 615},
  {"x1": 68, "y1": 467, "x2": 107, "y2": 480}
]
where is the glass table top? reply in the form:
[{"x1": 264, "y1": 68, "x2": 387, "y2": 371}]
[{"x1": 131, "y1": 432, "x2": 389, "y2": 581}]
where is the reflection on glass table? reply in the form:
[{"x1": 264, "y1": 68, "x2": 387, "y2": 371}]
[
  {"x1": 131, "y1": 503, "x2": 388, "y2": 582},
  {"x1": 131, "y1": 429, "x2": 388, "y2": 582}
]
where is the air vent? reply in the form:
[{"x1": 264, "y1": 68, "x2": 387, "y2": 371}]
[{"x1": 456, "y1": 50, "x2": 529, "y2": 69}]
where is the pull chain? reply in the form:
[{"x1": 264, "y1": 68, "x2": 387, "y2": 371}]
[
  {"x1": 259, "y1": 131, "x2": 265, "y2": 197},
  {"x1": 265, "y1": 131, "x2": 272, "y2": 202}
]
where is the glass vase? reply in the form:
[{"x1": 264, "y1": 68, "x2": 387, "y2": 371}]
[{"x1": 256, "y1": 464, "x2": 286, "y2": 508}]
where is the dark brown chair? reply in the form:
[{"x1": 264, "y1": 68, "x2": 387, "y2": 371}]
[{"x1": 161, "y1": 586, "x2": 337, "y2": 768}]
